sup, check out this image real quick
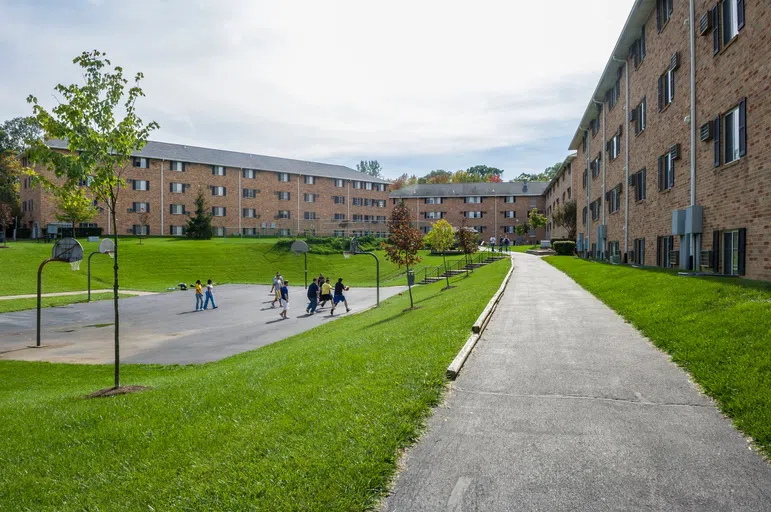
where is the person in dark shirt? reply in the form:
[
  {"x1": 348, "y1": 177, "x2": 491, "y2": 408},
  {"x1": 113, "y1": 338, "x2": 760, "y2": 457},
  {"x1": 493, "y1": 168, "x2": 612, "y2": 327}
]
[
  {"x1": 330, "y1": 277, "x2": 350, "y2": 315},
  {"x1": 279, "y1": 280, "x2": 289, "y2": 320},
  {"x1": 306, "y1": 278, "x2": 319, "y2": 315}
]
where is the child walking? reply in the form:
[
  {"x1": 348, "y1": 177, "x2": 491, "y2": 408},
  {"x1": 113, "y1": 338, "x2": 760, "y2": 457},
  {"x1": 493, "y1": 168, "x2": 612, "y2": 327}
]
[
  {"x1": 195, "y1": 279, "x2": 204, "y2": 311},
  {"x1": 203, "y1": 279, "x2": 218, "y2": 310},
  {"x1": 280, "y1": 280, "x2": 289, "y2": 319}
]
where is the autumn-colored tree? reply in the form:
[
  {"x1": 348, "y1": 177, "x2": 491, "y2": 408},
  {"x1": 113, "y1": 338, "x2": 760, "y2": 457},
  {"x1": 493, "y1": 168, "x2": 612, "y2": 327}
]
[
  {"x1": 455, "y1": 218, "x2": 479, "y2": 267},
  {"x1": 390, "y1": 173, "x2": 408, "y2": 191},
  {"x1": 489, "y1": 174, "x2": 503, "y2": 183},
  {"x1": 424, "y1": 218, "x2": 455, "y2": 289},
  {"x1": 382, "y1": 201, "x2": 423, "y2": 308},
  {"x1": 26, "y1": 50, "x2": 159, "y2": 390}
]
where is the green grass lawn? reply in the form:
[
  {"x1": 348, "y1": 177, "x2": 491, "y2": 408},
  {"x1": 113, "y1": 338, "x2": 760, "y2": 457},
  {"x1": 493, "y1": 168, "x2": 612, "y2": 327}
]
[
  {"x1": 0, "y1": 259, "x2": 510, "y2": 511},
  {"x1": 0, "y1": 238, "x2": 450, "y2": 296},
  {"x1": 545, "y1": 256, "x2": 771, "y2": 457},
  {"x1": 0, "y1": 292, "x2": 133, "y2": 314}
]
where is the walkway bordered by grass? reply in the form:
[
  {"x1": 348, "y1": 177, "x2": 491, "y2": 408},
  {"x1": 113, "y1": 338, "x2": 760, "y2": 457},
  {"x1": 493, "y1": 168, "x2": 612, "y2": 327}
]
[
  {"x1": 545, "y1": 256, "x2": 771, "y2": 457},
  {"x1": 0, "y1": 259, "x2": 510, "y2": 511},
  {"x1": 0, "y1": 238, "x2": 448, "y2": 295},
  {"x1": 0, "y1": 293, "x2": 136, "y2": 314}
]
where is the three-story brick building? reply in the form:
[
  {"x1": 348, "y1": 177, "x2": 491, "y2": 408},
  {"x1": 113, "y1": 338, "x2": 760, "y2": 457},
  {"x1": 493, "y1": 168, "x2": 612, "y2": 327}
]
[{"x1": 568, "y1": 0, "x2": 769, "y2": 280}]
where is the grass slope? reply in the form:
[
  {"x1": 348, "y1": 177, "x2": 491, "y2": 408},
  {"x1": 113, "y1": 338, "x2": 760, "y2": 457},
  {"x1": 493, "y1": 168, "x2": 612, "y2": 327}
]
[
  {"x1": 545, "y1": 256, "x2": 771, "y2": 456},
  {"x1": 0, "y1": 259, "x2": 510, "y2": 511},
  {"x1": 0, "y1": 293, "x2": 131, "y2": 314},
  {"x1": 0, "y1": 238, "x2": 449, "y2": 296}
]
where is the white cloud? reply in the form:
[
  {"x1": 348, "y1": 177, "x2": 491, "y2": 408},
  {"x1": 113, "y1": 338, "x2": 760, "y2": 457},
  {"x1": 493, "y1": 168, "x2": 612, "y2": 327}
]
[{"x1": 0, "y1": 0, "x2": 635, "y2": 172}]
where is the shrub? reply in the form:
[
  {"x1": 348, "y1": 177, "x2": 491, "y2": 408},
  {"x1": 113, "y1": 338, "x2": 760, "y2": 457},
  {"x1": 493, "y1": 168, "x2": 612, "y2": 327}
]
[{"x1": 552, "y1": 240, "x2": 576, "y2": 256}]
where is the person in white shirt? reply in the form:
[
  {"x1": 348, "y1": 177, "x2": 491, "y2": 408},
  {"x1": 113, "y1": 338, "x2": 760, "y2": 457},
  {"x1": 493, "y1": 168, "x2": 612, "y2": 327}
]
[
  {"x1": 489, "y1": 236, "x2": 497, "y2": 252},
  {"x1": 271, "y1": 272, "x2": 282, "y2": 308},
  {"x1": 203, "y1": 279, "x2": 218, "y2": 310}
]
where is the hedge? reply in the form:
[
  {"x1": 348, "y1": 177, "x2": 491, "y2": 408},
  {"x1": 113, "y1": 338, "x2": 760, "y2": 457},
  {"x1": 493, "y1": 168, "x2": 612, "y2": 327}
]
[{"x1": 552, "y1": 240, "x2": 576, "y2": 256}]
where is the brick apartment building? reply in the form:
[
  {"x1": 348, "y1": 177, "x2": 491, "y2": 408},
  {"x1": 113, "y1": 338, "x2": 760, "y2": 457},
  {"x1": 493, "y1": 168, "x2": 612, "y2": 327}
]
[
  {"x1": 19, "y1": 139, "x2": 391, "y2": 238},
  {"x1": 389, "y1": 182, "x2": 548, "y2": 241},
  {"x1": 544, "y1": 154, "x2": 577, "y2": 240},
  {"x1": 568, "y1": 0, "x2": 769, "y2": 281}
]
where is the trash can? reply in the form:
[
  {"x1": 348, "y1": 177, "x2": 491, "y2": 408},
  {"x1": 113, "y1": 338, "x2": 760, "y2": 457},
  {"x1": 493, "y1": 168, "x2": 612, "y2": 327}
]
[{"x1": 407, "y1": 270, "x2": 415, "y2": 287}]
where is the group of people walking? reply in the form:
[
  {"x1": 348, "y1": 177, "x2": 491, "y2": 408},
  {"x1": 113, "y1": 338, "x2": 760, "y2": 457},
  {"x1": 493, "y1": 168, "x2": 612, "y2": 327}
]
[
  {"x1": 270, "y1": 272, "x2": 350, "y2": 320},
  {"x1": 194, "y1": 279, "x2": 217, "y2": 311},
  {"x1": 488, "y1": 235, "x2": 512, "y2": 253}
]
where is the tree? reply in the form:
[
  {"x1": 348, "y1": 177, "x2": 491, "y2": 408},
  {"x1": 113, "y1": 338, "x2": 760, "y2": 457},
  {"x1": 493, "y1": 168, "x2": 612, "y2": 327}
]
[
  {"x1": 382, "y1": 201, "x2": 423, "y2": 309},
  {"x1": 452, "y1": 170, "x2": 483, "y2": 183},
  {"x1": 186, "y1": 188, "x2": 213, "y2": 240},
  {"x1": 357, "y1": 160, "x2": 383, "y2": 178},
  {"x1": 418, "y1": 169, "x2": 452, "y2": 184},
  {"x1": 0, "y1": 117, "x2": 42, "y2": 232},
  {"x1": 455, "y1": 219, "x2": 479, "y2": 268},
  {"x1": 511, "y1": 162, "x2": 561, "y2": 182},
  {"x1": 466, "y1": 165, "x2": 503, "y2": 180},
  {"x1": 514, "y1": 222, "x2": 530, "y2": 237},
  {"x1": 528, "y1": 207, "x2": 547, "y2": 238},
  {"x1": 53, "y1": 186, "x2": 97, "y2": 234},
  {"x1": 26, "y1": 50, "x2": 159, "y2": 390},
  {"x1": 552, "y1": 200, "x2": 577, "y2": 240},
  {"x1": 424, "y1": 219, "x2": 455, "y2": 289},
  {"x1": 137, "y1": 208, "x2": 150, "y2": 244},
  {"x1": 390, "y1": 173, "x2": 409, "y2": 191}
]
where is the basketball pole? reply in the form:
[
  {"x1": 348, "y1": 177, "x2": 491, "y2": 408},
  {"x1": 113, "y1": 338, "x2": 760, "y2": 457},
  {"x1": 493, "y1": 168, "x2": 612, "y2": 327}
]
[{"x1": 36, "y1": 258, "x2": 54, "y2": 347}]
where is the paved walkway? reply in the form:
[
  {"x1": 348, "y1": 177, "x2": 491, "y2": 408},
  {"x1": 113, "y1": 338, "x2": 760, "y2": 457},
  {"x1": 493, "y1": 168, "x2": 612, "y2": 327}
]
[
  {"x1": 0, "y1": 289, "x2": 156, "y2": 300},
  {"x1": 0, "y1": 284, "x2": 402, "y2": 365},
  {"x1": 384, "y1": 253, "x2": 771, "y2": 511}
]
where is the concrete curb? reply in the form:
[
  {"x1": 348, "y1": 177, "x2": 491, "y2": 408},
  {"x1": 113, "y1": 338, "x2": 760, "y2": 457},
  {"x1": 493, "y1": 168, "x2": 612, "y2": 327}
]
[{"x1": 446, "y1": 256, "x2": 515, "y2": 380}]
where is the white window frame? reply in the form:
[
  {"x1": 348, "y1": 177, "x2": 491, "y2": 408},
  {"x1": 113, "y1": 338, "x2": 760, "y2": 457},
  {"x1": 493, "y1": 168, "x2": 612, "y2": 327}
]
[
  {"x1": 170, "y1": 204, "x2": 185, "y2": 215},
  {"x1": 133, "y1": 224, "x2": 149, "y2": 236},
  {"x1": 377, "y1": 200, "x2": 386, "y2": 208},
  {"x1": 335, "y1": 179, "x2": 345, "y2": 188},
  {"x1": 466, "y1": 211, "x2": 482, "y2": 219},
  {"x1": 242, "y1": 208, "x2": 257, "y2": 218},
  {"x1": 243, "y1": 188, "x2": 257, "y2": 199},
  {"x1": 133, "y1": 202, "x2": 150, "y2": 213},
  {"x1": 425, "y1": 197, "x2": 443, "y2": 205},
  {"x1": 724, "y1": 106, "x2": 741, "y2": 164},
  {"x1": 353, "y1": 181, "x2": 362, "y2": 189},
  {"x1": 278, "y1": 210, "x2": 290, "y2": 219},
  {"x1": 212, "y1": 207, "x2": 226, "y2": 217},
  {"x1": 504, "y1": 211, "x2": 515, "y2": 219},
  {"x1": 170, "y1": 225, "x2": 184, "y2": 236},
  {"x1": 214, "y1": 226, "x2": 226, "y2": 237},
  {"x1": 663, "y1": 68, "x2": 675, "y2": 107},
  {"x1": 610, "y1": 134, "x2": 620, "y2": 160},
  {"x1": 212, "y1": 165, "x2": 226, "y2": 176},
  {"x1": 133, "y1": 157, "x2": 149, "y2": 169},
  {"x1": 504, "y1": 196, "x2": 516, "y2": 204},
  {"x1": 304, "y1": 175, "x2": 315, "y2": 185},
  {"x1": 723, "y1": 0, "x2": 739, "y2": 44},
  {"x1": 277, "y1": 172, "x2": 290, "y2": 182},
  {"x1": 365, "y1": 182, "x2": 373, "y2": 190},
  {"x1": 304, "y1": 193, "x2": 316, "y2": 203},
  {"x1": 333, "y1": 213, "x2": 346, "y2": 221},
  {"x1": 723, "y1": 229, "x2": 739, "y2": 275},
  {"x1": 425, "y1": 212, "x2": 442, "y2": 219},
  {"x1": 278, "y1": 192, "x2": 290, "y2": 201},
  {"x1": 662, "y1": 153, "x2": 674, "y2": 191},
  {"x1": 243, "y1": 169, "x2": 256, "y2": 179},
  {"x1": 170, "y1": 182, "x2": 184, "y2": 193},
  {"x1": 170, "y1": 161, "x2": 184, "y2": 172},
  {"x1": 333, "y1": 196, "x2": 345, "y2": 204},
  {"x1": 212, "y1": 186, "x2": 226, "y2": 196},
  {"x1": 133, "y1": 180, "x2": 149, "y2": 191},
  {"x1": 465, "y1": 196, "x2": 481, "y2": 204},
  {"x1": 242, "y1": 227, "x2": 256, "y2": 236}
]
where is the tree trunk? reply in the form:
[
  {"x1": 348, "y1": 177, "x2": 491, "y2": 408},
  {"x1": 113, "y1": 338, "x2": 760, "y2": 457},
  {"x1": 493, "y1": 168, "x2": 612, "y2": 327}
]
[
  {"x1": 111, "y1": 201, "x2": 120, "y2": 389},
  {"x1": 406, "y1": 262, "x2": 414, "y2": 308},
  {"x1": 443, "y1": 253, "x2": 450, "y2": 289}
]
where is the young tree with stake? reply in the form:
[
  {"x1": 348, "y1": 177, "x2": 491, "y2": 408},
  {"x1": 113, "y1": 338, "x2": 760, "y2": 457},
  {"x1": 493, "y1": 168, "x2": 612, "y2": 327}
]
[
  {"x1": 423, "y1": 218, "x2": 455, "y2": 289},
  {"x1": 382, "y1": 201, "x2": 423, "y2": 308},
  {"x1": 26, "y1": 50, "x2": 158, "y2": 390}
]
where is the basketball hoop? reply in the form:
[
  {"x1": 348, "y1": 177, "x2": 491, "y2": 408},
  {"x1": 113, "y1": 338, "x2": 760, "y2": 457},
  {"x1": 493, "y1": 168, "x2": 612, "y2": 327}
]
[
  {"x1": 70, "y1": 260, "x2": 81, "y2": 271},
  {"x1": 343, "y1": 252, "x2": 351, "y2": 259}
]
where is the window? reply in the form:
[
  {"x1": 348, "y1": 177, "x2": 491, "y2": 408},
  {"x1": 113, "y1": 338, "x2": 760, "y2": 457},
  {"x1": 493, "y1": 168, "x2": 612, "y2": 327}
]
[
  {"x1": 304, "y1": 193, "x2": 316, "y2": 203},
  {"x1": 333, "y1": 195, "x2": 345, "y2": 204},
  {"x1": 722, "y1": 0, "x2": 742, "y2": 44},
  {"x1": 724, "y1": 105, "x2": 741, "y2": 164},
  {"x1": 335, "y1": 179, "x2": 345, "y2": 188},
  {"x1": 504, "y1": 196, "x2": 516, "y2": 204},
  {"x1": 425, "y1": 197, "x2": 443, "y2": 205},
  {"x1": 631, "y1": 24, "x2": 647, "y2": 68},
  {"x1": 333, "y1": 230, "x2": 345, "y2": 237},
  {"x1": 530, "y1": 198, "x2": 537, "y2": 208},
  {"x1": 633, "y1": 168, "x2": 647, "y2": 201},
  {"x1": 633, "y1": 97, "x2": 647, "y2": 135},
  {"x1": 214, "y1": 226, "x2": 226, "y2": 237},
  {"x1": 22, "y1": 201, "x2": 27, "y2": 212},
  {"x1": 583, "y1": 169, "x2": 588, "y2": 189},
  {"x1": 353, "y1": 181, "x2": 362, "y2": 189},
  {"x1": 607, "y1": 70, "x2": 621, "y2": 110},
  {"x1": 632, "y1": 238, "x2": 645, "y2": 265},
  {"x1": 243, "y1": 188, "x2": 257, "y2": 199},
  {"x1": 591, "y1": 156, "x2": 601, "y2": 178},
  {"x1": 303, "y1": 175, "x2": 315, "y2": 185},
  {"x1": 658, "y1": 54, "x2": 679, "y2": 110},
  {"x1": 243, "y1": 169, "x2": 256, "y2": 179},
  {"x1": 132, "y1": 157, "x2": 149, "y2": 168},
  {"x1": 657, "y1": 0, "x2": 673, "y2": 30},
  {"x1": 582, "y1": 206, "x2": 587, "y2": 225},
  {"x1": 352, "y1": 197, "x2": 363, "y2": 206},
  {"x1": 277, "y1": 172, "x2": 289, "y2": 182},
  {"x1": 582, "y1": 133, "x2": 588, "y2": 153},
  {"x1": 212, "y1": 207, "x2": 226, "y2": 217},
  {"x1": 131, "y1": 202, "x2": 150, "y2": 213},
  {"x1": 591, "y1": 118, "x2": 599, "y2": 137},
  {"x1": 170, "y1": 226, "x2": 185, "y2": 236},
  {"x1": 658, "y1": 152, "x2": 675, "y2": 191},
  {"x1": 567, "y1": 187, "x2": 572, "y2": 200},
  {"x1": 333, "y1": 213, "x2": 346, "y2": 221},
  {"x1": 279, "y1": 229, "x2": 291, "y2": 237},
  {"x1": 212, "y1": 165, "x2": 226, "y2": 176},
  {"x1": 377, "y1": 216, "x2": 387, "y2": 223},
  {"x1": 170, "y1": 182, "x2": 185, "y2": 193},
  {"x1": 242, "y1": 208, "x2": 257, "y2": 218},
  {"x1": 608, "y1": 186, "x2": 621, "y2": 214},
  {"x1": 465, "y1": 211, "x2": 482, "y2": 219},
  {"x1": 277, "y1": 191, "x2": 290, "y2": 201},
  {"x1": 79, "y1": 222, "x2": 98, "y2": 228},
  {"x1": 377, "y1": 200, "x2": 386, "y2": 208},
  {"x1": 658, "y1": 235, "x2": 675, "y2": 268},
  {"x1": 365, "y1": 182, "x2": 373, "y2": 190},
  {"x1": 424, "y1": 212, "x2": 443, "y2": 219},
  {"x1": 169, "y1": 161, "x2": 184, "y2": 172},
  {"x1": 721, "y1": 229, "x2": 746, "y2": 275},
  {"x1": 608, "y1": 241, "x2": 620, "y2": 257},
  {"x1": 465, "y1": 196, "x2": 481, "y2": 204},
  {"x1": 503, "y1": 226, "x2": 515, "y2": 234},
  {"x1": 277, "y1": 210, "x2": 290, "y2": 219},
  {"x1": 363, "y1": 198, "x2": 374, "y2": 207},
  {"x1": 376, "y1": 183, "x2": 387, "y2": 192},
  {"x1": 591, "y1": 199, "x2": 601, "y2": 221},
  {"x1": 608, "y1": 130, "x2": 621, "y2": 161},
  {"x1": 242, "y1": 227, "x2": 257, "y2": 236},
  {"x1": 132, "y1": 179, "x2": 149, "y2": 191},
  {"x1": 211, "y1": 186, "x2": 226, "y2": 196},
  {"x1": 504, "y1": 211, "x2": 516, "y2": 219},
  {"x1": 473, "y1": 226, "x2": 486, "y2": 233},
  {"x1": 132, "y1": 225, "x2": 149, "y2": 236},
  {"x1": 170, "y1": 204, "x2": 185, "y2": 215},
  {"x1": 352, "y1": 214, "x2": 363, "y2": 223}
]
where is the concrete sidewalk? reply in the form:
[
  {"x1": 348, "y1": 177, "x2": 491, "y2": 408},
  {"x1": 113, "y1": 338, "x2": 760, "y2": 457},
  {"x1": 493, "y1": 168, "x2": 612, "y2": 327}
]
[{"x1": 384, "y1": 253, "x2": 771, "y2": 511}]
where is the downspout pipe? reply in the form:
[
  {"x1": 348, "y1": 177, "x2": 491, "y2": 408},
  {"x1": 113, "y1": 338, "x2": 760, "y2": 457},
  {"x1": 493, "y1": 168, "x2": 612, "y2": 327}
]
[
  {"x1": 585, "y1": 128, "x2": 591, "y2": 257},
  {"x1": 160, "y1": 160, "x2": 164, "y2": 236},
  {"x1": 592, "y1": 99, "x2": 605, "y2": 258},
  {"x1": 689, "y1": 0, "x2": 699, "y2": 268},
  {"x1": 612, "y1": 56, "x2": 630, "y2": 258}
]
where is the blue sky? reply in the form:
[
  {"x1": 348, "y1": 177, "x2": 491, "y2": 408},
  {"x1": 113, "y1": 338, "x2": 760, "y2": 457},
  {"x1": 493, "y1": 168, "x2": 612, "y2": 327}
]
[{"x1": 0, "y1": 0, "x2": 636, "y2": 180}]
